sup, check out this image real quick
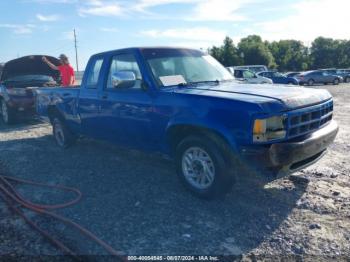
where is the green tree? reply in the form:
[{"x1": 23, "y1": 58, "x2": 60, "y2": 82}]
[
  {"x1": 221, "y1": 37, "x2": 241, "y2": 67},
  {"x1": 310, "y1": 37, "x2": 339, "y2": 69},
  {"x1": 268, "y1": 40, "x2": 309, "y2": 71},
  {"x1": 210, "y1": 36, "x2": 241, "y2": 67},
  {"x1": 237, "y1": 35, "x2": 276, "y2": 68},
  {"x1": 210, "y1": 35, "x2": 350, "y2": 71},
  {"x1": 335, "y1": 40, "x2": 350, "y2": 68},
  {"x1": 210, "y1": 46, "x2": 223, "y2": 64}
]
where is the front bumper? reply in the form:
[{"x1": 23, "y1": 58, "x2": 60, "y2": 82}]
[{"x1": 241, "y1": 120, "x2": 339, "y2": 176}]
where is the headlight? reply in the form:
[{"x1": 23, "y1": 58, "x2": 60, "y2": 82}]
[
  {"x1": 7, "y1": 88, "x2": 27, "y2": 96},
  {"x1": 253, "y1": 115, "x2": 287, "y2": 142}
]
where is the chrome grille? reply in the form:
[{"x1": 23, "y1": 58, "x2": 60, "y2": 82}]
[{"x1": 288, "y1": 100, "x2": 333, "y2": 138}]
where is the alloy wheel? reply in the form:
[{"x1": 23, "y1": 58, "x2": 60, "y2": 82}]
[{"x1": 181, "y1": 147, "x2": 215, "y2": 190}]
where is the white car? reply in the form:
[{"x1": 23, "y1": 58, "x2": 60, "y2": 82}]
[
  {"x1": 233, "y1": 69, "x2": 273, "y2": 84},
  {"x1": 229, "y1": 65, "x2": 268, "y2": 73}
]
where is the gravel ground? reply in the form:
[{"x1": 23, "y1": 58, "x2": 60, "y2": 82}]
[{"x1": 0, "y1": 84, "x2": 349, "y2": 260}]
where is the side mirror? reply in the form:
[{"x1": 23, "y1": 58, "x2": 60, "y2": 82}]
[{"x1": 112, "y1": 71, "x2": 136, "y2": 89}]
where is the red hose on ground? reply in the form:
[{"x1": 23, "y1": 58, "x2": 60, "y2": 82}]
[{"x1": 0, "y1": 173, "x2": 126, "y2": 261}]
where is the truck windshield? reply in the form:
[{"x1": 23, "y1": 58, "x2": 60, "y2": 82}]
[{"x1": 142, "y1": 48, "x2": 233, "y2": 87}]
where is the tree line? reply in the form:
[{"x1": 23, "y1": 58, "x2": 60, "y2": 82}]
[{"x1": 209, "y1": 35, "x2": 350, "y2": 72}]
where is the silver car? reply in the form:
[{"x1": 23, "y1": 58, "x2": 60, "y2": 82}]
[
  {"x1": 297, "y1": 70, "x2": 343, "y2": 86},
  {"x1": 232, "y1": 69, "x2": 272, "y2": 84}
]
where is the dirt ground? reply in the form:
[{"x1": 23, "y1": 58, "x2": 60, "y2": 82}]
[{"x1": 0, "y1": 84, "x2": 349, "y2": 260}]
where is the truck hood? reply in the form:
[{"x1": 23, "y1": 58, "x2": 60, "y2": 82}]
[
  {"x1": 173, "y1": 82, "x2": 332, "y2": 110},
  {"x1": 1, "y1": 55, "x2": 61, "y2": 81}
]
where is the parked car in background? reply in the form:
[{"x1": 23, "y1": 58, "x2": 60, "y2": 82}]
[
  {"x1": 321, "y1": 68, "x2": 350, "y2": 83},
  {"x1": 233, "y1": 69, "x2": 272, "y2": 84},
  {"x1": 257, "y1": 71, "x2": 299, "y2": 85},
  {"x1": 0, "y1": 55, "x2": 59, "y2": 124},
  {"x1": 231, "y1": 65, "x2": 268, "y2": 73},
  {"x1": 297, "y1": 70, "x2": 343, "y2": 86},
  {"x1": 36, "y1": 47, "x2": 338, "y2": 199},
  {"x1": 285, "y1": 72, "x2": 301, "y2": 78}
]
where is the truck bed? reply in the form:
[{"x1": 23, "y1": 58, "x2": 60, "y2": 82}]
[{"x1": 35, "y1": 86, "x2": 80, "y2": 121}]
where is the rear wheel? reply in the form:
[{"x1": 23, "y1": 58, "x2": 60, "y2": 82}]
[
  {"x1": 0, "y1": 99, "x2": 15, "y2": 125},
  {"x1": 175, "y1": 135, "x2": 236, "y2": 199},
  {"x1": 307, "y1": 79, "x2": 314, "y2": 86},
  {"x1": 52, "y1": 117, "x2": 76, "y2": 148},
  {"x1": 345, "y1": 77, "x2": 350, "y2": 83},
  {"x1": 333, "y1": 78, "x2": 340, "y2": 85}
]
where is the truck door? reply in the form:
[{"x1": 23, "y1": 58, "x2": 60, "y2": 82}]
[
  {"x1": 98, "y1": 53, "x2": 154, "y2": 149},
  {"x1": 78, "y1": 56, "x2": 105, "y2": 138}
]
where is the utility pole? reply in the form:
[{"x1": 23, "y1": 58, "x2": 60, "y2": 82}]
[{"x1": 74, "y1": 29, "x2": 79, "y2": 72}]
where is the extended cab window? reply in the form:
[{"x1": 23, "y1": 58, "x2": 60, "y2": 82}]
[
  {"x1": 107, "y1": 54, "x2": 142, "y2": 89},
  {"x1": 86, "y1": 58, "x2": 103, "y2": 88}
]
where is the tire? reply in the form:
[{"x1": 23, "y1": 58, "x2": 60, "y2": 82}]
[
  {"x1": 345, "y1": 77, "x2": 350, "y2": 83},
  {"x1": 333, "y1": 78, "x2": 339, "y2": 85},
  {"x1": 52, "y1": 117, "x2": 76, "y2": 148},
  {"x1": 307, "y1": 79, "x2": 314, "y2": 86},
  {"x1": 175, "y1": 135, "x2": 236, "y2": 199},
  {"x1": 0, "y1": 99, "x2": 16, "y2": 125}
]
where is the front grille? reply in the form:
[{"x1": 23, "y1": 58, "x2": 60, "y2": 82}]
[{"x1": 288, "y1": 100, "x2": 333, "y2": 138}]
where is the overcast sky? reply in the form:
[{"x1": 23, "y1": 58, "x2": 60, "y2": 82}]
[{"x1": 0, "y1": 0, "x2": 349, "y2": 69}]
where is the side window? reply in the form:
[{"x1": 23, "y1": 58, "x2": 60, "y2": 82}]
[
  {"x1": 86, "y1": 58, "x2": 103, "y2": 88},
  {"x1": 243, "y1": 70, "x2": 255, "y2": 78},
  {"x1": 234, "y1": 70, "x2": 242, "y2": 78},
  {"x1": 107, "y1": 54, "x2": 142, "y2": 89}
]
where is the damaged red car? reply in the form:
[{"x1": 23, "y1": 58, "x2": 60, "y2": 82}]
[{"x1": 0, "y1": 55, "x2": 60, "y2": 124}]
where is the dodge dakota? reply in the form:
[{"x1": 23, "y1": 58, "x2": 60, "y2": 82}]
[
  {"x1": 35, "y1": 47, "x2": 338, "y2": 199},
  {"x1": 0, "y1": 55, "x2": 60, "y2": 124}
]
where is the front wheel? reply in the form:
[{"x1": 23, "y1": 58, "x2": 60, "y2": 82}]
[
  {"x1": 175, "y1": 136, "x2": 235, "y2": 199},
  {"x1": 345, "y1": 77, "x2": 350, "y2": 83},
  {"x1": 52, "y1": 117, "x2": 76, "y2": 148},
  {"x1": 333, "y1": 78, "x2": 340, "y2": 85}
]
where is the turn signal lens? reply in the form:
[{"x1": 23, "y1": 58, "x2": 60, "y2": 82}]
[
  {"x1": 253, "y1": 115, "x2": 287, "y2": 142},
  {"x1": 253, "y1": 119, "x2": 266, "y2": 134}
]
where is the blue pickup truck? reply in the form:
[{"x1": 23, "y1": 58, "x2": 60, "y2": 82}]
[{"x1": 36, "y1": 47, "x2": 338, "y2": 199}]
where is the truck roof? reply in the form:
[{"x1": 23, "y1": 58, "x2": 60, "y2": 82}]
[{"x1": 92, "y1": 47, "x2": 204, "y2": 57}]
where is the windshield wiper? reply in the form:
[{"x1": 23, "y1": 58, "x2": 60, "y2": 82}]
[
  {"x1": 178, "y1": 80, "x2": 220, "y2": 87},
  {"x1": 191, "y1": 80, "x2": 220, "y2": 85}
]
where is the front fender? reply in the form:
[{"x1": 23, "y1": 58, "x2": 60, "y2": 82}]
[{"x1": 166, "y1": 117, "x2": 239, "y2": 154}]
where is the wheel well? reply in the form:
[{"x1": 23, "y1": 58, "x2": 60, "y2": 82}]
[
  {"x1": 47, "y1": 105, "x2": 64, "y2": 123},
  {"x1": 167, "y1": 125, "x2": 232, "y2": 156}
]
